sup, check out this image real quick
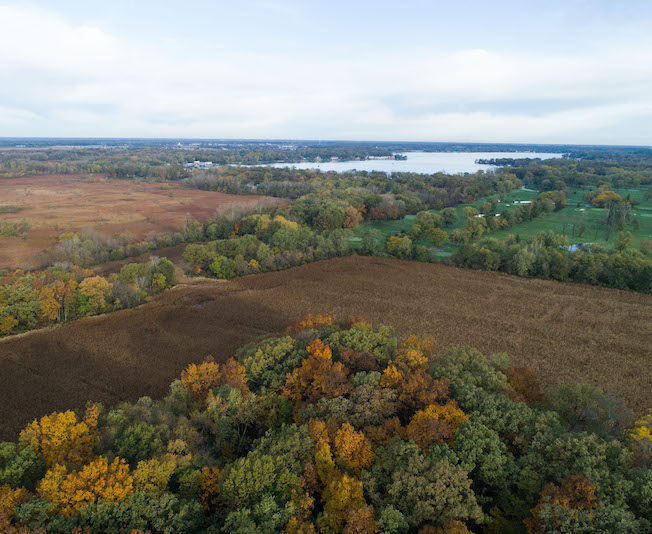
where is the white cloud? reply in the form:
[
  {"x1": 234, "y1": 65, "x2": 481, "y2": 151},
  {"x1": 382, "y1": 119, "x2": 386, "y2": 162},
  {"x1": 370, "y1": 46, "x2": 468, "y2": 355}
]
[{"x1": 0, "y1": 4, "x2": 651, "y2": 143}]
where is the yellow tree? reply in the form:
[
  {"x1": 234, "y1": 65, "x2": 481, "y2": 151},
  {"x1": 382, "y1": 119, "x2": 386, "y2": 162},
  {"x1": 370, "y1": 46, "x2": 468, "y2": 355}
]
[
  {"x1": 333, "y1": 423, "x2": 374, "y2": 472},
  {"x1": 199, "y1": 466, "x2": 221, "y2": 512},
  {"x1": 39, "y1": 286, "x2": 59, "y2": 322},
  {"x1": 629, "y1": 409, "x2": 652, "y2": 464},
  {"x1": 319, "y1": 471, "x2": 366, "y2": 533},
  {"x1": 19, "y1": 405, "x2": 99, "y2": 467},
  {"x1": 78, "y1": 276, "x2": 112, "y2": 314},
  {"x1": 181, "y1": 357, "x2": 249, "y2": 401},
  {"x1": 0, "y1": 485, "x2": 28, "y2": 531},
  {"x1": 0, "y1": 315, "x2": 18, "y2": 335},
  {"x1": 132, "y1": 453, "x2": 178, "y2": 494},
  {"x1": 309, "y1": 419, "x2": 335, "y2": 483},
  {"x1": 37, "y1": 457, "x2": 133, "y2": 517},
  {"x1": 180, "y1": 358, "x2": 221, "y2": 400}
]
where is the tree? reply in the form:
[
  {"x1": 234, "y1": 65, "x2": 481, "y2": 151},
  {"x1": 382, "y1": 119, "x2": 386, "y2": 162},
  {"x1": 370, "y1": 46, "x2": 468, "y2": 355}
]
[
  {"x1": 132, "y1": 453, "x2": 178, "y2": 493},
  {"x1": 19, "y1": 406, "x2": 99, "y2": 467},
  {"x1": 360, "y1": 230, "x2": 384, "y2": 256},
  {"x1": 615, "y1": 231, "x2": 633, "y2": 251},
  {"x1": 180, "y1": 358, "x2": 221, "y2": 401},
  {"x1": 343, "y1": 207, "x2": 364, "y2": 229},
  {"x1": 283, "y1": 339, "x2": 352, "y2": 405},
  {"x1": 427, "y1": 228, "x2": 448, "y2": 247},
  {"x1": 525, "y1": 474, "x2": 597, "y2": 533},
  {"x1": 182, "y1": 244, "x2": 209, "y2": 270},
  {"x1": 406, "y1": 402, "x2": 468, "y2": 451},
  {"x1": 37, "y1": 457, "x2": 133, "y2": 517},
  {"x1": 342, "y1": 504, "x2": 378, "y2": 534},
  {"x1": 334, "y1": 423, "x2": 374, "y2": 472},
  {"x1": 371, "y1": 441, "x2": 482, "y2": 529},
  {"x1": 441, "y1": 208, "x2": 458, "y2": 227},
  {"x1": 591, "y1": 190, "x2": 623, "y2": 207},
  {"x1": 0, "y1": 485, "x2": 28, "y2": 531},
  {"x1": 38, "y1": 287, "x2": 59, "y2": 322},
  {"x1": 78, "y1": 276, "x2": 112, "y2": 315},
  {"x1": 385, "y1": 236, "x2": 412, "y2": 259},
  {"x1": 199, "y1": 466, "x2": 221, "y2": 512},
  {"x1": 629, "y1": 410, "x2": 652, "y2": 464},
  {"x1": 319, "y1": 471, "x2": 366, "y2": 533}
]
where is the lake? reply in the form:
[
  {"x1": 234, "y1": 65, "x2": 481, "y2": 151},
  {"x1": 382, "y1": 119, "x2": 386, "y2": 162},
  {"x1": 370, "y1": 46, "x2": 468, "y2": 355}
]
[{"x1": 259, "y1": 150, "x2": 564, "y2": 174}]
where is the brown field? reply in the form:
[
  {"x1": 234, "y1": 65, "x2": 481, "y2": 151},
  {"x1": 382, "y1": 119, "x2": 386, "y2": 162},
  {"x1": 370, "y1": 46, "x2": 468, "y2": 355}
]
[
  {"x1": 1, "y1": 256, "x2": 650, "y2": 440},
  {"x1": 0, "y1": 174, "x2": 281, "y2": 269}
]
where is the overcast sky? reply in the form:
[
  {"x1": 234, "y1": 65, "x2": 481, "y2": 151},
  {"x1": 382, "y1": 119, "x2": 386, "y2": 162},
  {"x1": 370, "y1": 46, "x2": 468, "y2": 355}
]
[{"x1": 1, "y1": 1, "x2": 651, "y2": 144}]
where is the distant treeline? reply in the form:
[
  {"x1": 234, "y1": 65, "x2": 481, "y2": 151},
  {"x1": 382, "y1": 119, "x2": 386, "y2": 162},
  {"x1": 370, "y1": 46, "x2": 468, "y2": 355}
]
[{"x1": 2, "y1": 141, "x2": 652, "y2": 180}]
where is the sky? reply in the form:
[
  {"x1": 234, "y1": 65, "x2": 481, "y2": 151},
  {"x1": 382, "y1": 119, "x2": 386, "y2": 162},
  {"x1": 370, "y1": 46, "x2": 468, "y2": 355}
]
[{"x1": 1, "y1": 0, "x2": 651, "y2": 144}]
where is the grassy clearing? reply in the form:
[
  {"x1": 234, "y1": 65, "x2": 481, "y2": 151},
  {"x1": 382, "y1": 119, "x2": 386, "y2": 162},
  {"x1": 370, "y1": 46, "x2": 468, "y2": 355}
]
[
  {"x1": 354, "y1": 186, "x2": 651, "y2": 254},
  {"x1": 490, "y1": 187, "x2": 651, "y2": 247}
]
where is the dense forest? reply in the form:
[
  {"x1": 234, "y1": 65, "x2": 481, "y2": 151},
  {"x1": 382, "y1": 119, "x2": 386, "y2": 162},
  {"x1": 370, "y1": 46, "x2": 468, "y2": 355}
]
[{"x1": 1, "y1": 315, "x2": 650, "y2": 533}]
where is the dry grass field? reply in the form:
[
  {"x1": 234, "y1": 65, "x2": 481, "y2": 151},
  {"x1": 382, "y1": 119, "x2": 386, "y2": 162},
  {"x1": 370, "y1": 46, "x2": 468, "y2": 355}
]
[
  {"x1": 0, "y1": 174, "x2": 281, "y2": 269},
  {"x1": 0, "y1": 256, "x2": 650, "y2": 440}
]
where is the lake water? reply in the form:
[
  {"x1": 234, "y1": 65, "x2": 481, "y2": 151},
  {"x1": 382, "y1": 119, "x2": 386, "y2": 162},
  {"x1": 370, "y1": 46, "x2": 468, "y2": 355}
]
[{"x1": 260, "y1": 151, "x2": 564, "y2": 174}]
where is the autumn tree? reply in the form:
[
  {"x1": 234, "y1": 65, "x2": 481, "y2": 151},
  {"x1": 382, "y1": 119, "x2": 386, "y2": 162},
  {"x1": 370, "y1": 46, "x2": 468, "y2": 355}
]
[
  {"x1": 318, "y1": 471, "x2": 366, "y2": 533},
  {"x1": 283, "y1": 339, "x2": 352, "y2": 406},
  {"x1": 38, "y1": 287, "x2": 58, "y2": 322},
  {"x1": 407, "y1": 402, "x2": 468, "y2": 451},
  {"x1": 333, "y1": 423, "x2": 374, "y2": 472},
  {"x1": 525, "y1": 474, "x2": 597, "y2": 533},
  {"x1": 37, "y1": 457, "x2": 133, "y2": 516},
  {"x1": 629, "y1": 409, "x2": 652, "y2": 465},
  {"x1": 78, "y1": 276, "x2": 112, "y2": 315},
  {"x1": 199, "y1": 466, "x2": 221, "y2": 512},
  {"x1": 180, "y1": 357, "x2": 222, "y2": 401},
  {"x1": 0, "y1": 485, "x2": 28, "y2": 531},
  {"x1": 19, "y1": 406, "x2": 99, "y2": 467}
]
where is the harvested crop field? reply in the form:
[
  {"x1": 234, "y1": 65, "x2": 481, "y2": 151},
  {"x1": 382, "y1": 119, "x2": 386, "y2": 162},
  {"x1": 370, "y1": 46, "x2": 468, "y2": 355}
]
[
  {"x1": 1, "y1": 256, "x2": 650, "y2": 440},
  {"x1": 0, "y1": 174, "x2": 281, "y2": 269}
]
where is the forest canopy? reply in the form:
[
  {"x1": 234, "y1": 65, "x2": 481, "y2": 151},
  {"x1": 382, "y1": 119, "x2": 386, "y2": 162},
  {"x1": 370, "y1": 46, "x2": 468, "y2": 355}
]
[{"x1": 1, "y1": 315, "x2": 650, "y2": 533}]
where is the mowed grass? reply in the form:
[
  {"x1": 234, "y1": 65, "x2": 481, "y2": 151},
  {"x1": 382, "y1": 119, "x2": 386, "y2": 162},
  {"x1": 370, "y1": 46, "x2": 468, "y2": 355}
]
[
  {"x1": 490, "y1": 187, "x2": 651, "y2": 247},
  {"x1": 354, "y1": 187, "x2": 651, "y2": 254},
  {"x1": 0, "y1": 256, "x2": 650, "y2": 440}
]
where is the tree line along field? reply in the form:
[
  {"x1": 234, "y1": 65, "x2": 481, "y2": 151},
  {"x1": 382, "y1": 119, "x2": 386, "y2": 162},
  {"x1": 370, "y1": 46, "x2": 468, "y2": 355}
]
[
  {"x1": 0, "y1": 255, "x2": 649, "y2": 442},
  {"x1": 0, "y1": 174, "x2": 282, "y2": 270},
  {"x1": 352, "y1": 186, "x2": 651, "y2": 256}
]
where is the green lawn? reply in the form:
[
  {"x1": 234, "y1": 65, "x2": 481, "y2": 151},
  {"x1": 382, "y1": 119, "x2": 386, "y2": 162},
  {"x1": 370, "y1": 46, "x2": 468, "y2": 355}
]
[
  {"x1": 352, "y1": 186, "x2": 651, "y2": 254},
  {"x1": 490, "y1": 187, "x2": 650, "y2": 247}
]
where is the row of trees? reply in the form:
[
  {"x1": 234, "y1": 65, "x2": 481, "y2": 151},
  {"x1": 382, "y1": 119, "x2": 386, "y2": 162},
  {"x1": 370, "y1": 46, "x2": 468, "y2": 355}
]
[
  {"x1": 451, "y1": 231, "x2": 651, "y2": 292},
  {"x1": 1, "y1": 315, "x2": 650, "y2": 532},
  {"x1": 0, "y1": 258, "x2": 176, "y2": 336},
  {"x1": 183, "y1": 222, "x2": 354, "y2": 278}
]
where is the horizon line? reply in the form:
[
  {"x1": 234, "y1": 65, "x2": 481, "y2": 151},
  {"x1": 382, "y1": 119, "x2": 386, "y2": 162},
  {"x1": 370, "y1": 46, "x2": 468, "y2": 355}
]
[{"x1": 0, "y1": 137, "x2": 650, "y2": 149}]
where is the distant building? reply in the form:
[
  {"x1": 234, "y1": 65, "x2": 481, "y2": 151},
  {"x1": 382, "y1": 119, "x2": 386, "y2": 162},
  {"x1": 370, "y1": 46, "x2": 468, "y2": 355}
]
[{"x1": 183, "y1": 160, "x2": 214, "y2": 170}]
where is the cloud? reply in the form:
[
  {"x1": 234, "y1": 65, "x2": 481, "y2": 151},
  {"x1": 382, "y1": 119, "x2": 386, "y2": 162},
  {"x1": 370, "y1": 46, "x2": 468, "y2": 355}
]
[{"x1": 0, "y1": 4, "x2": 651, "y2": 144}]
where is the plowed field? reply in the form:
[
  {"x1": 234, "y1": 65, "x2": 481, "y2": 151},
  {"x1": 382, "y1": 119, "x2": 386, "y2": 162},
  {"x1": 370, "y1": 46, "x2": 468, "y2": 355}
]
[{"x1": 1, "y1": 256, "x2": 650, "y2": 440}]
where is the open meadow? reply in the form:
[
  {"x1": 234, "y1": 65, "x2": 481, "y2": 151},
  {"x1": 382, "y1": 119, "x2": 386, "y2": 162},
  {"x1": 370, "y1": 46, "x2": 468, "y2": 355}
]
[
  {"x1": 1, "y1": 255, "x2": 649, "y2": 441},
  {"x1": 0, "y1": 174, "x2": 281, "y2": 269}
]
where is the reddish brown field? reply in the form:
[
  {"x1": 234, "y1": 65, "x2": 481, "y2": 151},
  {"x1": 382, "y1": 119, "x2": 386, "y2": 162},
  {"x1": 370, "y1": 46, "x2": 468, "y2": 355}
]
[
  {"x1": 0, "y1": 174, "x2": 281, "y2": 269},
  {"x1": 0, "y1": 256, "x2": 650, "y2": 441}
]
